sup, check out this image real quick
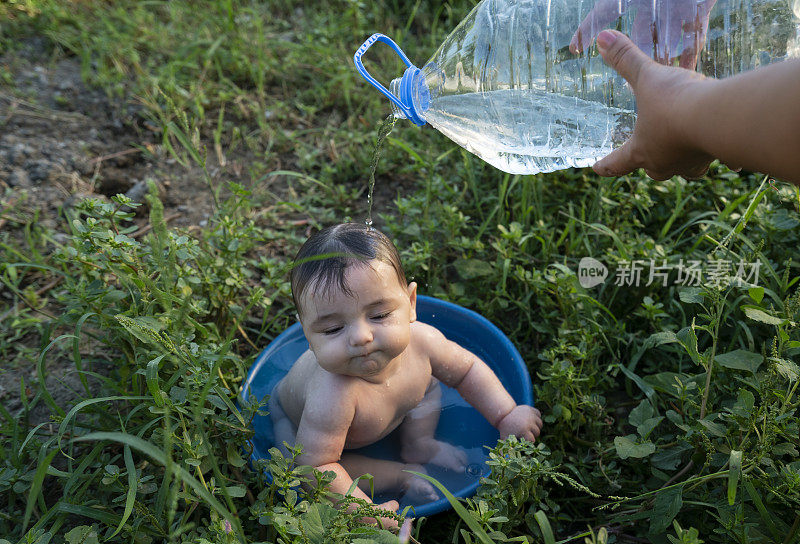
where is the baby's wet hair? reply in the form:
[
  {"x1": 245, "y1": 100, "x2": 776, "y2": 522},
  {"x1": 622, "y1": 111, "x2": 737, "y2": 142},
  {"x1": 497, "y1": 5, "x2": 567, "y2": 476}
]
[{"x1": 290, "y1": 223, "x2": 407, "y2": 316}]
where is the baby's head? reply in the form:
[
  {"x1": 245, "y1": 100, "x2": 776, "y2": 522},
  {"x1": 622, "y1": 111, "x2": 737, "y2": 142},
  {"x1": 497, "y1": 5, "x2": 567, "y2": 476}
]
[
  {"x1": 291, "y1": 223, "x2": 407, "y2": 316},
  {"x1": 290, "y1": 223, "x2": 417, "y2": 378}
]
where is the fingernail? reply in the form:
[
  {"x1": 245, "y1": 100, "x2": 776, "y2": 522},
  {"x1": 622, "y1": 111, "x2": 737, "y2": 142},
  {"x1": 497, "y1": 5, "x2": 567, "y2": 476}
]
[{"x1": 596, "y1": 30, "x2": 616, "y2": 52}]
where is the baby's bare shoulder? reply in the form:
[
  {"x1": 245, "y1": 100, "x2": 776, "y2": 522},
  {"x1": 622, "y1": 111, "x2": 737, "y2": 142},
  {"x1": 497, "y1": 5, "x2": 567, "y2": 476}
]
[
  {"x1": 410, "y1": 321, "x2": 447, "y2": 347},
  {"x1": 280, "y1": 352, "x2": 358, "y2": 425}
]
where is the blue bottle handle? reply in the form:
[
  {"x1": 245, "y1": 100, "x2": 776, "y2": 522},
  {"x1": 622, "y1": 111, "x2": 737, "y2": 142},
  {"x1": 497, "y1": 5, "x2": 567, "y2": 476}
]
[{"x1": 354, "y1": 33, "x2": 418, "y2": 121}]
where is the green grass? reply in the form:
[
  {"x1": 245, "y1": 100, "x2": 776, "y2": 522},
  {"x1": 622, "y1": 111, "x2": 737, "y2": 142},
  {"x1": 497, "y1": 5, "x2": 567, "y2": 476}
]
[{"x1": 1, "y1": 1, "x2": 800, "y2": 543}]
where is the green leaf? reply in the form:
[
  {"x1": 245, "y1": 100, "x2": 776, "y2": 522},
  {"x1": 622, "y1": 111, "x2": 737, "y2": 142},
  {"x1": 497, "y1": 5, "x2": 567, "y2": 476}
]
[
  {"x1": 741, "y1": 306, "x2": 785, "y2": 326},
  {"x1": 533, "y1": 511, "x2": 556, "y2": 544},
  {"x1": 732, "y1": 390, "x2": 755, "y2": 415},
  {"x1": 748, "y1": 286, "x2": 764, "y2": 303},
  {"x1": 772, "y1": 357, "x2": 800, "y2": 381},
  {"x1": 300, "y1": 502, "x2": 338, "y2": 543},
  {"x1": 628, "y1": 400, "x2": 654, "y2": 427},
  {"x1": 652, "y1": 446, "x2": 690, "y2": 471},
  {"x1": 352, "y1": 534, "x2": 398, "y2": 544},
  {"x1": 454, "y1": 258, "x2": 494, "y2": 279},
  {"x1": 698, "y1": 418, "x2": 726, "y2": 437},
  {"x1": 728, "y1": 450, "x2": 742, "y2": 505},
  {"x1": 614, "y1": 435, "x2": 656, "y2": 459},
  {"x1": 223, "y1": 485, "x2": 247, "y2": 498},
  {"x1": 227, "y1": 445, "x2": 246, "y2": 468},
  {"x1": 618, "y1": 364, "x2": 656, "y2": 403},
  {"x1": 715, "y1": 350, "x2": 763, "y2": 374},
  {"x1": 637, "y1": 417, "x2": 664, "y2": 439},
  {"x1": 678, "y1": 288, "x2": 703, "y2": 304},
  {"x1": 649, "y1": 486, "x2": 683, "y2": 534},
  {"x1": 676, "y1": 327, "x2": 701, "y2": 365},
  {"x1": 64, "y1": 526, "x2": 99, "y2": 544},
  {"x1": 769, "y1": 208, "x2": 799, "y2": 230}
]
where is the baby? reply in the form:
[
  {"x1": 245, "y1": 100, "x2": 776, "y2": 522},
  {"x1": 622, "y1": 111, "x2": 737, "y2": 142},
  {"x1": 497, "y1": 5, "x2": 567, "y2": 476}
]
[{"x1": 269, "y1": 223, "x2": 542, "y2": 517}]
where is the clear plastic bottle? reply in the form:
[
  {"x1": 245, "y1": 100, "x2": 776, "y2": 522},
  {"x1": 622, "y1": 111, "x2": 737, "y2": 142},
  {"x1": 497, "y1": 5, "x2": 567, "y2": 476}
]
[{"x1": 354, "y1": 0, "x2": 800, "y2": 175}]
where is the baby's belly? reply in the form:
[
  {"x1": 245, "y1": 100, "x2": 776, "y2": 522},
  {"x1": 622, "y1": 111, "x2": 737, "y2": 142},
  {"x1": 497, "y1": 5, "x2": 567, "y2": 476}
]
[{"x1": 343, "y1": 412, "x2": 405, "y2": 450}]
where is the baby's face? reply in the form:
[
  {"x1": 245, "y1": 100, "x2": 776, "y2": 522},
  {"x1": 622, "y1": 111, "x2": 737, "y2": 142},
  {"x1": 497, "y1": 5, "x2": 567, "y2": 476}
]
[{"x1": 298, "y1": 260, "x2": 417, "y2": 381}]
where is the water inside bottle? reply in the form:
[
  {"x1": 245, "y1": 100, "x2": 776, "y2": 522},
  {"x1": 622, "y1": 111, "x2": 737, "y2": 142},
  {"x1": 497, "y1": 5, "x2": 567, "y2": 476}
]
[
  {"x1": 366, "y1": 115, "x2": 397, "y2": 228},
  {"x1": 425, "y1": 89, "x2": 635, "y2": 175}
]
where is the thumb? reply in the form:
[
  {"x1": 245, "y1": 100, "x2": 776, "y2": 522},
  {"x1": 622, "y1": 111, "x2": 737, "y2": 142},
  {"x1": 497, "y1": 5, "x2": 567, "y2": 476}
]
[
  {"x1": 596, "y1": 29, "x2": 651, "y2": 88},
  {"x1": 593, "y1": 140, "x2": 639, "y2": 177}
]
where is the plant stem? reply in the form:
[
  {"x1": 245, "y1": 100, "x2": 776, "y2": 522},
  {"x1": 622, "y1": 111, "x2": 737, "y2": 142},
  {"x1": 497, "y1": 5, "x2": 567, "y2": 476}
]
[{"x1": 783, "y1": 514, "x2": 800, "y2": 544}]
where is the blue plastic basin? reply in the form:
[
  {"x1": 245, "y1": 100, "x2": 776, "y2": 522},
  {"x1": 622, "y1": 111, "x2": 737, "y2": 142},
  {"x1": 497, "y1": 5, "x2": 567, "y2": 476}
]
[{"x1": 241, "y1": 295, "x2": 533, "y2": 517}]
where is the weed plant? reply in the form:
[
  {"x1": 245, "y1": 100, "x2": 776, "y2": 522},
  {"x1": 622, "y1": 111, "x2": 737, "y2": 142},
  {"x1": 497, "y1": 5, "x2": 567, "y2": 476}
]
[{"x1": 1, "y1": 1, "x2": 800, "y2": 543}]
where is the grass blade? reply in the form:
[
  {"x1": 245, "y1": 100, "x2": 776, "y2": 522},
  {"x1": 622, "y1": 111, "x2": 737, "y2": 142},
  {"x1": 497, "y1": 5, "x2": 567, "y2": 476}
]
[
  {"x1": 74, "y1": 432, "x2": 240, "y2": 536},
  {"x1": 727, "y1": 450, "x2": 742, "y2": 505},
  {"x1": 407, "y1": 471, "x2": 497, "y2": 544},
  {"x1": 533, "y1": 510, "x2": 556, "y2": 544},
  {"x1": 36, "y1": 334, "x2": 76, "y2": 418},
  {"x1": 57, "y1": 396, "x2": 150, "y2": 450},
  {"x1": 107, "y1": 444, "x2": 138, "y2": 538},
  {"x1": 744, "y1": 479, "x2": 781, "y2": 540},
  {"x1": 23, "y1": 447, "x2": 58, "y2": 532},
  {"x1": 146, "y1": 355, "x2": 167, "y2": 406}
]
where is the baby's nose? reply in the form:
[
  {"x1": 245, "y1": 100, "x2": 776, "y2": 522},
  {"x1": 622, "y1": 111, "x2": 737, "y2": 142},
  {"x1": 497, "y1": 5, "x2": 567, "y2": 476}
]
[{"x1": 349, "y1": 320, "x2": 373, "y2": 346}]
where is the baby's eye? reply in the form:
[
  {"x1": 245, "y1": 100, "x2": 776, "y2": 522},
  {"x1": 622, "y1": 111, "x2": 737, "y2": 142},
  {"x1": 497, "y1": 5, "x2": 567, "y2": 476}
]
[
  {"x1": 371, "y1": 312, "x2": 391, "y2": 320},
  {"x1": 322, "y1": 326, "x2": 342, "y2": 335}
]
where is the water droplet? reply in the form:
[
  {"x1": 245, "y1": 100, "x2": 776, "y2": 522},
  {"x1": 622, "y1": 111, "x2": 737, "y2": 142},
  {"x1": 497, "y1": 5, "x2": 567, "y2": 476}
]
[{"x1": 466, "y1": 463, "x2": 482, "y2": 476}]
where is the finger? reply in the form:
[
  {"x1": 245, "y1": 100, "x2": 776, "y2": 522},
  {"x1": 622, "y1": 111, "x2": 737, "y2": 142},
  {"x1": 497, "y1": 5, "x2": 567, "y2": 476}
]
[
  {"x1": 593, "y1": 140, "x2": 640, "y2": 178},
  {"x1": 683, "y1": 161, "x2": 712, "y2": 179},
  {"x1": 645, "y1": 169, "x2": 673, "y2": 181},
  {"x1": 570, "y1": 0, "x2": 627, "y2": 54},
  {"x1": 569, "y1": 28, "x2": 585, "y2": 55},
  {"x1": 596, "y1": 30, "x2": 652, "y2": 88}
]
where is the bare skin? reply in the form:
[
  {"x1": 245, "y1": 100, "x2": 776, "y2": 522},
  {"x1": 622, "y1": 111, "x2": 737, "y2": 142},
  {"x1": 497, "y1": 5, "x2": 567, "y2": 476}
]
[
  {"x1": 270, "y1": 260, "x2": 543, "y2": 524},
  {"x1": 569, "y1": 0, "x2": 715, "y2": 68},
  {"x1": 591, "y1": 30, "x2": 800, "y2": 184}
]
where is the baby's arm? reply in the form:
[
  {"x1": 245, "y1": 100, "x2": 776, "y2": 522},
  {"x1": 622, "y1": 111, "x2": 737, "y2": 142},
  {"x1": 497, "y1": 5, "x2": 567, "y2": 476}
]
[
  {"x1": 294, "y1": 393, "x2": 400, "y2": 527},
  {"x1": 294, "y1": 391, "x2": 371, "y2": 500},
  {"x1": 422, "y1": 326, "x2": 542, "y2": 442}
]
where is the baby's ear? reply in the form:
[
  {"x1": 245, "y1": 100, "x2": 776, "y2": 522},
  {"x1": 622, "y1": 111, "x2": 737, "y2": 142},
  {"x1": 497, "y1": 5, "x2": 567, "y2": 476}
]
[{"x1": 407, "y1": 282, "x2": 417, "y2": 323}]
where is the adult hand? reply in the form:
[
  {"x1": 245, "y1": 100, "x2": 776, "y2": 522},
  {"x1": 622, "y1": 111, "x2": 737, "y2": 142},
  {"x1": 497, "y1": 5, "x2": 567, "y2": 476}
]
[
  {"x1": 570, "y1": 0, "x2": 716, "y2": 69},
  {"x1": 497, "y1": 405, "x2": 543, "y2": 442},
  {"x1": 591, "y1": 30, "x2": 715, "y2": 180}
]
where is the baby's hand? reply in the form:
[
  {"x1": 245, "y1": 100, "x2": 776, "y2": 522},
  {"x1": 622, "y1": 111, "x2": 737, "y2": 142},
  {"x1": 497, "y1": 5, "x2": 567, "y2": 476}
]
[
  {"x1": 356, "y1": 499, "x2": 401, "y2": 530},
  {"x1": 497, "y1": 405, "x2": 543, "y2": 442}
]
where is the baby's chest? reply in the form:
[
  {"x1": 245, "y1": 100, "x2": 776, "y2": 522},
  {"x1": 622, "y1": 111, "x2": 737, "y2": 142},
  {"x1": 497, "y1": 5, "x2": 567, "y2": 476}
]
[{"x1": 348, "y1": 372, "x2": 433, "y2": 443}]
